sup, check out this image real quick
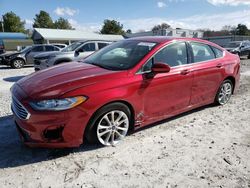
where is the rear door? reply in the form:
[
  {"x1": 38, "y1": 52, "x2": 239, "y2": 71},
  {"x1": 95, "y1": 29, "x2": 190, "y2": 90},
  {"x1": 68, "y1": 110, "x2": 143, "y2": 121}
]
[{"x1": 188, "y1": 42, "x2": 225, "y2": 106}]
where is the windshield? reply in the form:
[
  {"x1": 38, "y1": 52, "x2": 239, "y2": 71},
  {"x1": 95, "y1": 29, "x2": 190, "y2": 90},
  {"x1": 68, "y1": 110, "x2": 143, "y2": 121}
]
[
  {"x1": 62, "y1": 42, "x2": 83, "y2": 52},
  {"x1": 20, "y1": 46, "x2": 32, "y2": 53},
  {"x1": 84, "y1": 40, "x2": 157, "y2": 70},
  {"x1": 227, "y1": 42, "x2": 241, "y2": 48}
]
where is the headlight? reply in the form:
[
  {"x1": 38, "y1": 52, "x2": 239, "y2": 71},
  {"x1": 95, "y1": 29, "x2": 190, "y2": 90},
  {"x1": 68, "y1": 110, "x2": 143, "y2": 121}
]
[{"x1": 30, "y1": 96, "x2": 87, "y2": 111}]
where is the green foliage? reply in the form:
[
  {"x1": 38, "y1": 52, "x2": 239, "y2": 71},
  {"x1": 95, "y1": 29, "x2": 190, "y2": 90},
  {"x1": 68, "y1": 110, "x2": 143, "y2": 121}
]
[
  {"x1": 236, "y1": 24, "x2": 249, "y2": 35},
  {"x1": 100, "y1": 19, "x2": 125, "y2": 35},
  {"x1": 33, "y1": 10, "x2": 54, "y2": 28},
  {"x1": 152, "y1": 23, "x2": 171, "y2": 32},
  {"x1": 2, "y1": 11, "x2": 25, "y2": 32},
  {"x1": 126, "y1": 29, "x2": 132, "y2": 34},
  {"x1": 54, "y1": 17, "x2": 73, "y2": 29}
]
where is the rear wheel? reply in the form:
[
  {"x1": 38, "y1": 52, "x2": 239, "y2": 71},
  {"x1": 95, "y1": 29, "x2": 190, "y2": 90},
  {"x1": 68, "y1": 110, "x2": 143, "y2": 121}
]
[
  {"x1": 215, "y1": 80, "x2": 233, "y2": 105},
  {"x1": 11, "y1": 59, "x2": 24, "y2": 69},
  {"x1": 85, "y1": 103, "x2": 131, "y2": 146},
  {"x1": 248, "y1": 52, "x2": 250, "y2": 59}
]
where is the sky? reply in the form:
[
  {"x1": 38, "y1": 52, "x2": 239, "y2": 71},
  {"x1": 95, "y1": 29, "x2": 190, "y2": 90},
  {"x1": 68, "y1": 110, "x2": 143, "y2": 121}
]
[{"x1": 0, "y1": 0, "x2": 250, "y2": 32}]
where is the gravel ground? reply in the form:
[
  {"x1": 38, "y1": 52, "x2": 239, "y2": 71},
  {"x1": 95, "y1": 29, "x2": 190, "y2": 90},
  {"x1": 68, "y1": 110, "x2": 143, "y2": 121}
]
[{"x1": 0, "y1": 61, "x2": 249, "y2": 188}]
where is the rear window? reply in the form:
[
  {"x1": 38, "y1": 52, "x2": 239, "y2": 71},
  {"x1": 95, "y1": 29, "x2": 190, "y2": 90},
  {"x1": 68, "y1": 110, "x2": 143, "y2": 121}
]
[{"x1": 190, "y1": 42, "x2": 215, "y2": 63}]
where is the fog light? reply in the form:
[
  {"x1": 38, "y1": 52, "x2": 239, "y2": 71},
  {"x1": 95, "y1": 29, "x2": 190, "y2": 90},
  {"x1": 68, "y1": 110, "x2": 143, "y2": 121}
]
[{"x1": 43, "y1": 126, "x2": 64, "y2": 141}]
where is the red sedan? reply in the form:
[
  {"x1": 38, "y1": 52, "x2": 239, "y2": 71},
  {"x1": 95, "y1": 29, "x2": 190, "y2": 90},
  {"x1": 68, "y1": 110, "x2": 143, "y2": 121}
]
[{"x1": 11, "y1": 37, "x2": 240, "y2": 148}]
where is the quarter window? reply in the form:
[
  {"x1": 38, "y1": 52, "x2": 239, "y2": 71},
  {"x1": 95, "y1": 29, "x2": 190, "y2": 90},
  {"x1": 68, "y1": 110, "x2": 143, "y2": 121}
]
[
  {"x1": 211, "y1": 46, "x2": 223, "y2": 58},
  {"x1": 154, "y1": 42, "x2": 188, "y2": 67},
  {"x1": 190, "y1": 42, "x2": 215, "y2": 63}
]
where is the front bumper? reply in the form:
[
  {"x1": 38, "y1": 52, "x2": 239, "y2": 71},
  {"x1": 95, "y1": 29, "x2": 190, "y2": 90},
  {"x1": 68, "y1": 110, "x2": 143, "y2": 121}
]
[
  {"x1": 11, "y1": 86, "x2": 91, "y2": 148},
  {"x1": 0, "y1": 57, "x2": 11, "y2": 65}
]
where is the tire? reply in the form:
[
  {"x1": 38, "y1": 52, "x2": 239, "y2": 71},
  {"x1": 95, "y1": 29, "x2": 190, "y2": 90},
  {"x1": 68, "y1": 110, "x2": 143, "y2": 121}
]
[
  {"x1": 11, "y1": 59, "x2": 24, "y2": 69},
  {"x1": 248, "y1": 53, "x2": 250, "y2": 59},
  {"x1": 215, "y1": 79, "x2": 233, "y2": 105},
  {"x1": 85, "y1": 103, "x2": 131, "y2": 146}
]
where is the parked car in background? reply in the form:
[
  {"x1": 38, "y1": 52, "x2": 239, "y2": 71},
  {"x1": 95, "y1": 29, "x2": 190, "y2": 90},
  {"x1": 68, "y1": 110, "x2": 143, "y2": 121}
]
[
  {"x1": 11, "y1": 37, "x2": 240, "y2": 148},
  {"x1": 51, "y1": 43, "x2": 67, "y2": 49},
  {"x1": 225, "y1": 40, "x2": 250, "y2": 58},
  {"x1": 0, "y1": 44, "x2": 61, "y2": 69},
  {"x1": 34, "y1": 40, "x2": 112, "y2": 71}
]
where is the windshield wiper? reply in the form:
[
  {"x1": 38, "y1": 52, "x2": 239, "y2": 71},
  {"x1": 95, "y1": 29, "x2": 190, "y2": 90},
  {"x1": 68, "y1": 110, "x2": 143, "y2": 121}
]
[{"x1": 90, "y1": 62, "x2": 110, "y2": 70}]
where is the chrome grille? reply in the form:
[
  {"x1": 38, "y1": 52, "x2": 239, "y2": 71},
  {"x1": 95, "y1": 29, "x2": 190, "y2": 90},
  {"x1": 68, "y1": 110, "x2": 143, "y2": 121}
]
[{"x1": 11, "y1": 96, "x2": 30, "y2": 120}]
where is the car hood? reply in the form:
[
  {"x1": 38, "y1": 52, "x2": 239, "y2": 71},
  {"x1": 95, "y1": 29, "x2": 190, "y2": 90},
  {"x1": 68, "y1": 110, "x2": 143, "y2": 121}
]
[
  {"x1": 35, "y1": 51, "x2": 73, "y2": 58},
  {"x1": 16, "y1": 62, "x2": 127, "y2": 99},
  {"x1": 0, "y1": 52, "x2": 20, "y2": 57}
]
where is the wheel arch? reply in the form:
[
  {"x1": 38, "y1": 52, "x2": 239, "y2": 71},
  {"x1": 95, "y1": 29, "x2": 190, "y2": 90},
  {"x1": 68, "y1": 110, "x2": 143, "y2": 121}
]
[
  {"x1": 83, "y1": 100, "x2": 135, "y2": 141},
  {"x1": 11, "y1": 57, "x2": 26, "y2": 64},
  {"x1": 224, "y1": 76, "x2": 235, "y2": 94}
]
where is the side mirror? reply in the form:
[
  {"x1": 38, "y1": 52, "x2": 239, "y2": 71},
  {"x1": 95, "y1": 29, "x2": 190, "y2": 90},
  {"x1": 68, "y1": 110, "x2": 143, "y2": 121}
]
[{"x1": 152, "y1": 62, "x2": 170, "y2": 73}]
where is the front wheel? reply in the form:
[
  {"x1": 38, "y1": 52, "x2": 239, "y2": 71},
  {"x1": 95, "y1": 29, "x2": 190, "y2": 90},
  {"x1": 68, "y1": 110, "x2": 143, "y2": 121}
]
[
  {"x1": 85, "y1": 103, "x2": 131, "y2": 146},
  {"x1": 215, "y1": 80, "x2": 233, "y2": 105},
  {"x1": 11, "y1": 59, "x2": 24, "y2": 69}
]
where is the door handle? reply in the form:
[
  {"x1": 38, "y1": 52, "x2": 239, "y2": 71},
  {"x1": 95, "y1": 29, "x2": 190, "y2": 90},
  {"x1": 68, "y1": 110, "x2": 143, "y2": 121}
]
[
  {"x1": 216, "y1": 63, "x2": 222, "y2": 68},
  {"x1": 180, "y1": 69, "x2": 190, "y2": 75}
]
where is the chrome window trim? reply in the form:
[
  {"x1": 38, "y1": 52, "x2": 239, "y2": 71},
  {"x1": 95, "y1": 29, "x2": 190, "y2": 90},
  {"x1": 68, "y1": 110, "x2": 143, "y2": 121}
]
[{"x1": 136, "y1": 40, "x2": 226, "y2": 75}]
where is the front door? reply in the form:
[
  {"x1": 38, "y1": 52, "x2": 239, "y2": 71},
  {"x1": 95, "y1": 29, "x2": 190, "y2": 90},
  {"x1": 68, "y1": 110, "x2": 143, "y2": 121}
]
[
  {"x1": 140, "y1": 42, "x2": 193, "y2": 122},
  {"x1": 75, "y1": 42, "x2": 96, "y2": 60}
]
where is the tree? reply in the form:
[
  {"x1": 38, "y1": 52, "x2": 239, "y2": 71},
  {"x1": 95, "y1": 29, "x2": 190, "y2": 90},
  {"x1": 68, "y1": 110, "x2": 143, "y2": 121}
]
[
  {"x1": 33, "y1": 10, "x2": 54, "y2": 28},
  {"x1": 54, "y1": 17, "x2": 73, "y2": 29},
  {"x1": 100, "y1": 19, "x2": 125, "y2": 35},
  {"x1": 2, "y1": 11, "x2": 25, "y2": 32},
  {"x1": 126, "y1": 29, "x2": 132, "y2": 34},
  {"x1": 152, "y1": 23, "x2": 171, "y2": 32},
  {"x1": 236, "y1": 24, "x2": 249, "y2": 35}
]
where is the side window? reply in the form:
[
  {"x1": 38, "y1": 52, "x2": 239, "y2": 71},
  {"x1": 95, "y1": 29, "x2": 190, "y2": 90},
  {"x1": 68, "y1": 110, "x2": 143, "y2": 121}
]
[
  {"x1": 211, "y1": 46, "x2": 223, "y2": 58},
  {"x1": 142, "y1": 59, "x2": 153, "y2": 72},
  {"x1": 80, "y1": 43, "x2": 96, "y2": 52},
  {"x1": 98, "y1": 42, "x2": 109, "y2": 49},
  {"x1": 154, "y1": 42, "x2": 188, "y2": 67},
  {"x1": 45, "y1": 45, "x2": 56, "y2": 51},
  {"x1": 32, "y1": 46, "x2": 44, "y2": 52},
  {"x1": 190, "y1": 42, "x2": 215, "y2": 63}
]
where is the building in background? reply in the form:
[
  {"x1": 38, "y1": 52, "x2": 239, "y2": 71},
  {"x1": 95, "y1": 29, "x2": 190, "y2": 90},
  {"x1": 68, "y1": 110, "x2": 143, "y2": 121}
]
[
  {"x1": 125, "y1": 28, "x2": 204, "y2": 39},
  {"x1": 32, "y1": 28, "x2": 124, "y2": 44},
  {"x1": 0, "y1": 32, "x2": 33, "y2": 51}
]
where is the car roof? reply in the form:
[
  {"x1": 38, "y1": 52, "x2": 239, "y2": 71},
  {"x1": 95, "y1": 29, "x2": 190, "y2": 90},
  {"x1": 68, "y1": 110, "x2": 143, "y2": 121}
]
[{"x1": 126, "y1": 36, "x2": 221, "y2": 47}]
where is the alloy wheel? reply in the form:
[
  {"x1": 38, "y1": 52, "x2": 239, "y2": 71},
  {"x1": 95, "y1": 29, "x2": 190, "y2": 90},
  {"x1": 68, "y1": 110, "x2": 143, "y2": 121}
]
[
  {"x1": 13, "y1": 60, "x2": 24, "y2": 69},
  {"x1": 97, "y1": 110, "x2": 129, "y2": 146},
  {"x1": 218, "y1": 82, "x2": 232, "y2": 105}
]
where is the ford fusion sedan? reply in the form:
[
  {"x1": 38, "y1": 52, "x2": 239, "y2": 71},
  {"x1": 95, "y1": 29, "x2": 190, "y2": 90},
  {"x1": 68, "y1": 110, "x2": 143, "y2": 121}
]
[
  {"x1": 11, "y1": 37, "x2": 240, "y2": 148},
  {"x1": 0, "y1": 44, "x2": 61, "y2": 69}
]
